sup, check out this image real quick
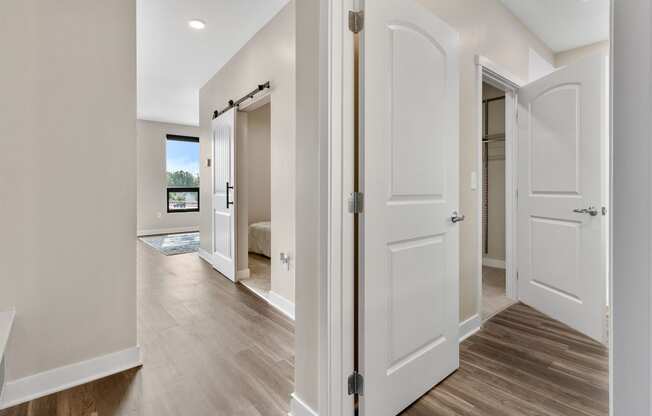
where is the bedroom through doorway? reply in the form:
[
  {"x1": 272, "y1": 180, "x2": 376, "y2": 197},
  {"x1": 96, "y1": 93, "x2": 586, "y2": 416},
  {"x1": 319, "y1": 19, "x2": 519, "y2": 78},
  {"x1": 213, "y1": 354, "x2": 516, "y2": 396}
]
[{"x1": 237, "y1": 97, "x2": 272, "y2": 301}]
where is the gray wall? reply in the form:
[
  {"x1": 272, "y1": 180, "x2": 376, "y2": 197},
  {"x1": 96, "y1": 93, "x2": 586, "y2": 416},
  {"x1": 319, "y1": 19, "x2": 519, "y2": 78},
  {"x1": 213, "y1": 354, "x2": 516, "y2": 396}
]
[
  {"x1": 137, "y1": 120, "x2": 201, "y2": 235},
  {"x1": 613, "y1": 0, "x2": 650, "y2": 414},
  {"x1": 295, "y1": 0, "x2": 321, "y2": 410},
  {"x1": 0, "y1": 0, "x2": 137, "y2": 381},
  {"x1": 555, "y1": 40, "x2": 609, "y2": 68}
]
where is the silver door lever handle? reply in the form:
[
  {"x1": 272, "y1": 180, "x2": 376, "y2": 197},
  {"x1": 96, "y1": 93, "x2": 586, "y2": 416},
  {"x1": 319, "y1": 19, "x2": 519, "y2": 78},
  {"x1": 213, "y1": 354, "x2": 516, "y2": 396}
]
[
  {"x1": 451, "y1": 211, "x2": 465, "y2": 223},
  {"x1": 573, "y1": 206, "x2": 599, "y2": 216}
]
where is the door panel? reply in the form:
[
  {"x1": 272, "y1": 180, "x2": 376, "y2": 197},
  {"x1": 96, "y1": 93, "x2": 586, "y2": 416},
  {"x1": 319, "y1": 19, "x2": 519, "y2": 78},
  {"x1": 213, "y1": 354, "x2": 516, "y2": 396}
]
[
  {"x1": 518, "y1": 53, "x2": 607, "y2": 342},
  {"x1": 362, "y1": 1, "x2": 459, "y2": 414},
  {"x1": 212, "y1": 108, "x2": 236, "y2": 281}
]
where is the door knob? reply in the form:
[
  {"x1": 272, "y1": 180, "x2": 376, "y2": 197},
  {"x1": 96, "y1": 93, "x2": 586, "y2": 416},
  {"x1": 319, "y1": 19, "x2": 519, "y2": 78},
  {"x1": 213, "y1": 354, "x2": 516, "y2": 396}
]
[
  {"x1": 451, "y1": 211, "x2": 465, "y2": 223},
  {"x1": 573, "y1": 206, "x2": 598, "y2": 216}
]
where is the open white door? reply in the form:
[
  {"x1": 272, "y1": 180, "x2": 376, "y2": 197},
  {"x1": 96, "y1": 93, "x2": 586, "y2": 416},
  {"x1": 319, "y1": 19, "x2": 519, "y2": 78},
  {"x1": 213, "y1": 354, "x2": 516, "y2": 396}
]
[
  {"x1": 212, "y1": 108, "x2": 237, "y2": 282},
  {"x1": 361, "y1": 1, "x2": 460, "y2": 415},
  {"x1": 517, "y1": 53, "x2": 608, "y2": 343}
]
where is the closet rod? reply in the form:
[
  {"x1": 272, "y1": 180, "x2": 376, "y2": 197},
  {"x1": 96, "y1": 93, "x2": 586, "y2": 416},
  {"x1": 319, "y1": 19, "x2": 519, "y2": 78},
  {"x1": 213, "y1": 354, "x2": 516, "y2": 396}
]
[
  {"x1": 212, "y1": 81, "x2": 271, "y2": 119},
  {"x1": 482, "y1": 133, "x2": 505, "y2": 142}
]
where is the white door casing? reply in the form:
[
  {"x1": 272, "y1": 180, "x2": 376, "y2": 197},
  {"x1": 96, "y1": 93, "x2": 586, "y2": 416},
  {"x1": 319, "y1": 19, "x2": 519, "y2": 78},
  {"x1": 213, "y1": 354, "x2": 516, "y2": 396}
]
[
  {"x1": 517, "y1": 53, "x2": 608, "y2": 343},
  {"x1": 361, "y1": 1, "x2": 460, "y2": 415},
  {"x1": 212, "y1": 108, "x2": 237, "y2": 282}
]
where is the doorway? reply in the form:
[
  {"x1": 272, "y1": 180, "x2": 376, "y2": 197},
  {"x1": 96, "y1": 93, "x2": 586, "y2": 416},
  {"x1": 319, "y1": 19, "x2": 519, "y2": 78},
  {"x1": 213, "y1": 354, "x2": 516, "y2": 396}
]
[
  {"x1": 237, "y1": 97, "x2": 273, "y2": 300},
  {"x1": 481, "y1": 82, "x2": 516, "y2": 320}
]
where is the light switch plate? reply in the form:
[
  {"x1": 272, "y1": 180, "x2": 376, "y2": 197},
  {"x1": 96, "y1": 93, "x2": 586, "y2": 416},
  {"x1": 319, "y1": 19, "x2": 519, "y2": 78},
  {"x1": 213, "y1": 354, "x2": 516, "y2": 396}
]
[{"x1": 470, "y1": 171, "x2": 478, "y2": 190}]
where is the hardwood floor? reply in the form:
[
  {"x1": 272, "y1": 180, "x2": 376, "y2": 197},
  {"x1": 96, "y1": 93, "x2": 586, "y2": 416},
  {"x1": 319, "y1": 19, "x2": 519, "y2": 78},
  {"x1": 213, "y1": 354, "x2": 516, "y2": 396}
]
[
  {"x1": 402, "y1": 303, "x2": 609, "y2": 416},
  {"x1": 0, "y1": 241, "x2": 294, "y2": 416},
  {"x1": 0, "y1": 244, "x2": 608, "y2": 416}
]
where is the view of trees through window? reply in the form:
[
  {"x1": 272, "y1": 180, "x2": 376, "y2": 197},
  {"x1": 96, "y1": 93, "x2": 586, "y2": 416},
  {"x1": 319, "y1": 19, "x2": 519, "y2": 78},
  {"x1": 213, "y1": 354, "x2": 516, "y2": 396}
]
[{"x1": 166, "y1": 135, "x2": 200, "y2": 212}]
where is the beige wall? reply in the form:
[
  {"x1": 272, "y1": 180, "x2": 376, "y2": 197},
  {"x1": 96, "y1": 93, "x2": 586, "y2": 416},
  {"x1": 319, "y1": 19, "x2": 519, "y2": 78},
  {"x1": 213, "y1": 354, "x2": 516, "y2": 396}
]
[
  {"x1": 416, "y1": 0, "x2": 554, "y2": 321},
  {"x1": 199, "y1": 3, "x2": 296, "y2": 303},
  {"x1": 137, "y1": 120, "x2": 201, "y2": 235},
  {"x1": 555, "y1": 40, "x2": 609, "y2": 68},
  {"x1": 0, "y1": 0, "x2": 137, "y2": 381},
  {"x1": 294, "y1": 0, "x2": 321, "y2": 410},
  {"x1": 246, "y1": 104, "x2": 272, "y2": 225}
]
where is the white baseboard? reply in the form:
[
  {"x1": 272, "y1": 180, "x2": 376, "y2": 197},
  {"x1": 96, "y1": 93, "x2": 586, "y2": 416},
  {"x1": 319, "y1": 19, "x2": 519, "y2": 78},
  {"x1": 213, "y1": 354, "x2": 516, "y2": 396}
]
[
  {"x1": 459, "y1": 314, "x2": 481, "y2": 343},
  {"x1": 0, "y1": 346, "x2": 142, "y2": 410},
  {"x1": 237, "y1": 268, "x2": 251, "y2": 279},
  {"x1": 137, "y1": 226, "x2": 199, "y2": 237},
  {"x1": 268, "y1": 291, "x2": 296, "y2": 321},
  {"x1": 482, "y1": 257, "x2": 506, "y2": 269},
  {"x1": 289, "y1": 393, "x2": 318, "y2": 416}
]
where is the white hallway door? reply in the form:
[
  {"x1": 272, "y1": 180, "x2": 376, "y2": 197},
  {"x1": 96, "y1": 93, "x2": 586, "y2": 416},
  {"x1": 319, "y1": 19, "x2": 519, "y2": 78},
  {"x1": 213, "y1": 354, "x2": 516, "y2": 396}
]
[
  {"x1": 517, "y1": 53, "x2": 608, "y2": 343},
  {"x1": 212, "y1": 108, "x2": 237, "y2": 282},
  {"x1": 361, "y1": 0, "x2": 460, "y2": 415}
]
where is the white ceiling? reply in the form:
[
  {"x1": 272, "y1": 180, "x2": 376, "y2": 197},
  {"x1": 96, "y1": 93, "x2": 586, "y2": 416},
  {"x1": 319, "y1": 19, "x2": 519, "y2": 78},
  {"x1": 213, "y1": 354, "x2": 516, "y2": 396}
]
[
  {"x1": 500, "y1": 0, "x2": 609, "y2": 53},
  {"x1": 137, "y1": 0, "x2": 289, "y2": 126}
]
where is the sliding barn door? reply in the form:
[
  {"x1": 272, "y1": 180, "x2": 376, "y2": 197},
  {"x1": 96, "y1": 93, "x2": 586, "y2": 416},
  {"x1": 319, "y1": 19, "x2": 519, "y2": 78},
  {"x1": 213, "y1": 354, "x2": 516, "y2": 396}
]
[
  {"x1": 212, "y1": 108, "x2": 237, "y2": 281},
  {"x1": 361, "y1": 1, "x2": 460, "y2": 414},
  {"x1": 517, "y1": 53, "x2": 608, "y2": 342}
]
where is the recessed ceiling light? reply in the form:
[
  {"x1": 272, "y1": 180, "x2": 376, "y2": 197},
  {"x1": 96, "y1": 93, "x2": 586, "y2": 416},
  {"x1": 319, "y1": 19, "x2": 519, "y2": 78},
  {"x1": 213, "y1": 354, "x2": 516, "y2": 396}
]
[{"x1": 188, "y1": 19, "x2": 206, "y2": 30}]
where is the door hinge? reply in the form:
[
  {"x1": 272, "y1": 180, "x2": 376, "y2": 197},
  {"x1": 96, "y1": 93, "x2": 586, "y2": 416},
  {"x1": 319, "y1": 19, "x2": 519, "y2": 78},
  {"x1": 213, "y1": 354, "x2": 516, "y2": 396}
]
[
  {"x1": 348, "y1": 371, "x2": 364, "y2": 395},
  {"x1": 348, "y1": 10, "x2": 364, "y2": 33},
  {"x1": 348, "y1": 192, "x2": 364, "y2": 214}
]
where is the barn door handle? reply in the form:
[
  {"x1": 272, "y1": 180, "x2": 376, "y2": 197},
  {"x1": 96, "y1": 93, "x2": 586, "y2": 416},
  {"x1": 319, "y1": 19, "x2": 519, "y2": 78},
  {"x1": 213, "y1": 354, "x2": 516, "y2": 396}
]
[
  {"x1": 226, "y1": 182, "x2": 234, "y2": 208},
  {"x1": 451, "y1": 211, "x2": 465, "y2": 223},
  {"x1": 573, "y1": 206, "x2": 598, "y2": 216}
]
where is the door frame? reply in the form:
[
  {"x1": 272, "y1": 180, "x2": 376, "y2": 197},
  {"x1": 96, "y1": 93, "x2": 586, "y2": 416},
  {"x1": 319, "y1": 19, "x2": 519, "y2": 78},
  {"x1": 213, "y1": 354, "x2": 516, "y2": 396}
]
[
  {"x1": 474, "y1": 56, "x2": 523, "y2": 319},
  {"x1": 319, "y1": 0, "x2": 356, "y2": 415}
]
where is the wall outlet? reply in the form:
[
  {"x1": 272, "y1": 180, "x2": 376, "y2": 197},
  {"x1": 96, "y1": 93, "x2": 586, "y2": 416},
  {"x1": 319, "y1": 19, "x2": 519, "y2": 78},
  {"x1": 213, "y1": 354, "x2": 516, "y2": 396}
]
[{"x1": 156, "y1": 212, "x2": 162, "y2": 219}]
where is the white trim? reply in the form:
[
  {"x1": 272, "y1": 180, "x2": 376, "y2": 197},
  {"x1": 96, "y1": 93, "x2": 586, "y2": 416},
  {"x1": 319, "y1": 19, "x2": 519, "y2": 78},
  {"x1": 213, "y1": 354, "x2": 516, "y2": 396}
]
[
  {"x1": 458, "y1": 314, "x2": 482, "y2": 343},
  {"x1": 320, "y1": 1, "x2": 356, "y2": 415},
  {"x1": 236, "y1": 268, "x2": 251, "y2": 279},
  {"x1": 475, "y1": 57, "x2": 521, "y2": 323},
  {"x1": 137, "y1": 226, "x2": 199, "y2": 237},
  {"x1": 290, "y1": 392, "x2": 319, "y2": 416},
  {"x1": 0, "y1": 346, "x2": 142, "y2": 410},
  {"x1": 198, "y1": 248, "x2": 216, "y2": 266},
  {"x1": 475, "y1": 56, "x2": 525, "y2": 89},
  {"x1": 0, "y1": 309, "x2": 15, "y2": 404},
  {"x1": 268, "y1": 291, "x2": 295, "y2": 321},
  {"x1": 0, "y1": 309, "x2": 15, "y2": 369},
  {"x1": 504, "y1": 90, "x2": 519, "y2": 301},
  {"x1": 482, "y1": 257, "x2": 506, "y2": 269}
]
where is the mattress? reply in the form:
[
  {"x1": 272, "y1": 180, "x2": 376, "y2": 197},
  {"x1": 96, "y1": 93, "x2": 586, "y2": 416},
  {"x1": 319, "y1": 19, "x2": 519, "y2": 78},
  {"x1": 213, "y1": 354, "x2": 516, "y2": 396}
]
[{"x1": 248, "y1": 221, "x2": 271, "y2": 258}]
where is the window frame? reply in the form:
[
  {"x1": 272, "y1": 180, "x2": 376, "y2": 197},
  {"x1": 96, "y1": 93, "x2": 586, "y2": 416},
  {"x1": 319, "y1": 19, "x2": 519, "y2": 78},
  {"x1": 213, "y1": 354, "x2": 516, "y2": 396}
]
[
  {"x1": 166, "y1": 134, "x2": 200, "y2": 214},
  {"x1": 166, "y1": 187, "x2": 200, "y2": 213}
]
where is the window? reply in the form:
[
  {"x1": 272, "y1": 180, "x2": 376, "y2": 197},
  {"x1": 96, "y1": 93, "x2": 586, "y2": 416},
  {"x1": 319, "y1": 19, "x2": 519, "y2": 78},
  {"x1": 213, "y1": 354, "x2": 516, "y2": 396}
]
[{"x1": 166, "y1": 134, "x2": 200, "y2": 213}]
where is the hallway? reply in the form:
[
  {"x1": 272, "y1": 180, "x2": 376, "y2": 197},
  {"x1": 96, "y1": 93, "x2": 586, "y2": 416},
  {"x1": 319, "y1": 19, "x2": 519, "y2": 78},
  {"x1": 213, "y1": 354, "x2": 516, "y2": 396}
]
[{"x1": 0, "y1": 242, "x2": 294, "y2": 416}]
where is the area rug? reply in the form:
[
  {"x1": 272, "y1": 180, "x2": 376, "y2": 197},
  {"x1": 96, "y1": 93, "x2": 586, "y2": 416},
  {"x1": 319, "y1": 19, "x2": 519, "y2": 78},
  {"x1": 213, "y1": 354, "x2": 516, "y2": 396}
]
[{"x1": 139, "y1": 232, "x2": 200, "y2": 255}]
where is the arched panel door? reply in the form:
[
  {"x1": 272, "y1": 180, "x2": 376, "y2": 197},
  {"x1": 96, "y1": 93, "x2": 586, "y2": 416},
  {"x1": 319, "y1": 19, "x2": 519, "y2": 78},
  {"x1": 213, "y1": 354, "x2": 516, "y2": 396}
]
[{"x1": 361, "y1": 1, "x2": 460, "y2": 414}]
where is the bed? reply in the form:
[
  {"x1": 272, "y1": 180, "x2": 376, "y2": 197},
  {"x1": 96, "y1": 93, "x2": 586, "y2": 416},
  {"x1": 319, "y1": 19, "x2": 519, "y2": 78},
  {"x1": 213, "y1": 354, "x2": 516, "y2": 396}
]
[{"x1": 248, "y1": 221, "x2": 271, "y2": 258}]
